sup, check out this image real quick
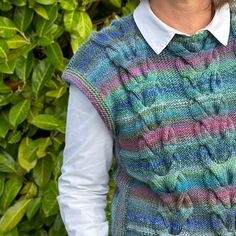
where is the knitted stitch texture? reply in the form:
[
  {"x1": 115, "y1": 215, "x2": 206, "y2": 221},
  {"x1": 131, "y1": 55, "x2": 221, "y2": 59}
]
[{"x1": 61, "y1": 2, "x2": 236, "y2": 235}]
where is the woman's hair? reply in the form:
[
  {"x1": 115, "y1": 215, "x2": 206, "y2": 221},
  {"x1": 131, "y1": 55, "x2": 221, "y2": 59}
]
[{"x1": 213, "y1": 0, "x2": 233, "y2": 9}]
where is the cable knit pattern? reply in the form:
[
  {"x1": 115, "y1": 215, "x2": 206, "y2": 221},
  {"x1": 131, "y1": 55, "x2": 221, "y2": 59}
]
[{"x1": 61, "y1": 2, "x2": 236, "y2": 235}]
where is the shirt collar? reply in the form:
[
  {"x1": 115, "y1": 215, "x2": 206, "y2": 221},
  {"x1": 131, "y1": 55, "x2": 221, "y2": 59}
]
[{"x1": 133, "y1": 0, "x2": 230, "y2": 55}]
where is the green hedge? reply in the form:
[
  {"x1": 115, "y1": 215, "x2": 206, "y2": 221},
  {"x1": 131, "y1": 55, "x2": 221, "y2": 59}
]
[{"x1": 0, "y1": 0, "x2": 138, "y2": 235}]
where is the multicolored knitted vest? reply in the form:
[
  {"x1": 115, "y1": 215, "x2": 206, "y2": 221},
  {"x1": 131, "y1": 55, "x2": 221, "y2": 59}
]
[{"x1": 61, "y1": 2, "x2": 236, "y2": 235}]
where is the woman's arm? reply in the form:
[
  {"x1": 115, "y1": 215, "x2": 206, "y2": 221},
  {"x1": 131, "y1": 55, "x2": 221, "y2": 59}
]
[{"x1": 57, "y1": 84, "x2": 113, "y2": 236}]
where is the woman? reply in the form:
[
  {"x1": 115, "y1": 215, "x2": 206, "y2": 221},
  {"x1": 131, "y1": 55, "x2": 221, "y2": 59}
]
[{"x1": 57, "y1": 0, "x2": 236, "y2": 235}]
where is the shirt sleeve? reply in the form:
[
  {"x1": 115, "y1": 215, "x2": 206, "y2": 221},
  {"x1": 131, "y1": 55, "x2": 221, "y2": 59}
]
[{"x1": 57, "y1": 84, "x2": 114, "y2": 236}]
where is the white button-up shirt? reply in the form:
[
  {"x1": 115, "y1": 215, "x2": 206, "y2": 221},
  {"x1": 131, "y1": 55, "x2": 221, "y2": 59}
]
[{"x1": 57, "y1": 1, "x2": 230, "y2": 235}]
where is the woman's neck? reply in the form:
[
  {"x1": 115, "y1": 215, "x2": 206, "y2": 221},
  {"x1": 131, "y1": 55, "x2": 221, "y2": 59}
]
[{"x1": 149, "y1": 0, "x2": 214, "y2": 35}]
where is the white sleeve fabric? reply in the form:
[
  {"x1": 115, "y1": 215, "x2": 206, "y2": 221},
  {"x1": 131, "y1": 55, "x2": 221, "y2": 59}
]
[{"x1": 57, "y1": 84, "x2": 114, "y2": 236}]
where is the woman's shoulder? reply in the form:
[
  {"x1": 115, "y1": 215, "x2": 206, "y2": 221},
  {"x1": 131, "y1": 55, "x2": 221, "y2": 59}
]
[
  {"x1": 64, "y1": 12, "x2": 143, "y2": 75},
  {"x1": 90, "y1": 13, "x2": 136, "y2": 47}
]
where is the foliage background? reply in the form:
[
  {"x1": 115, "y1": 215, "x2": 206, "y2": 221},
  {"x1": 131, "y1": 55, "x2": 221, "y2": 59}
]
[{"x1": 0, "y1": 0, "x2": 139, "y2": 235}]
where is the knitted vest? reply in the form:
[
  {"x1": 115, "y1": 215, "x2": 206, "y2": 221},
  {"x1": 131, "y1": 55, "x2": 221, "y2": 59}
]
[{"x1": 62, "y1": 3, "x2": 236, "y2": 235}]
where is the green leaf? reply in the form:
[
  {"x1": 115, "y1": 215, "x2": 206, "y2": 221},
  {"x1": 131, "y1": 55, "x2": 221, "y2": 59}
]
[
  {"x1": 45, "y1": 75, "x2": 59, "y2": 89},
  {"x1": 0, "y1": 139, "x2": 7, "y2": 149},
  {"x1": 0, "y1": 17, "x2": 18, "y2": 38},
  {"x1": 0, "y1": 43, "x2": 36, "y2": 65},
  {"x1": 45, "y1": 86, "x2": 67, "y2": 99},
  {"x1": 2, "y1": 227, "x2": 19, "y2": 236},
  {"x1": 49, "y1": 151, "x2": 63, "y2": 179},
  {"x1": 16, "y1": 41, "x2": 37, "y2": 58},
  {"x1": 44, "y1": 42, "x2": 65, "y2": 71},
  {"x1": 33, "y1": 228, "x2": 47, "y2": 236},
  {"x1": 0, "y1": 60, "x2": 16, "y2": 74},
  {"x1": 63, "y1": 10, "x2": 79, "y2": 32},
  {"x1": 64, "y1": 10, "x2": 92, "y2": 39},
  {"x1": 77, "y1": 11, "x2": 93, "y2": 39},
  {"x1": 37, "y1": 24, "x2": 63, "y2": 46},
  {"x1": 0, "y1": 117, "x2": 10, "y2": 138},
  {"x1": 6, "y1": 35, "x2": 29, "y2": 49},
  {"x1": 7, "y1": 0, "x2": 27, "y2": 7},
  {"x1": 15, "y1": 52, "x2": 34, "y2": 80},
  {"x1": 37, "y1": 35, "x2": 54, "y2": 46},
  {"x1": 35, "y1": 0, "x2": 57, "y2": 5},
  {"x1": 44, "y1": 23, "x2": 63, "y2": 39},
  {"x1": 70, "y1": 32, "x2": 84, "y2": 53},
  {"x1": 0, "y1": 177, "x2": 23, "y2": 211},
  {"x1": 0, "y1": 80, "x2": 11, "y2": 93},
  {"x1": 0, "y1": 173, "x2": 5, "y2": 198},
  {"x1": 110, "y1": 0, "x2": 122, "y2": 8},
  {"x1": 13, "y1": 6, "x2": 34, "y2": 32},
  {"x1": 0, "y1": 39, "x2": 9, "y2": 58},
  {"x1": 7, "y1": 130, "x2": 22, "y2": 144},
  {"x1": 17, "y1": 137, "x2": 38, "y2": 173},
  {"x1": 41, "y1": 180, "x2": 58, "y2": 217},
  {"x1": 35, "y1": 4, "x2": 58, "y2": 37},
  {"x1": 0, "y1": 151, "x2": 19, "y2": 174},
  {"x1": 26, "y1": 197, "x2": 41, "y2": 220},
  {"x1": 16, "y1": 215, "x2": 42, "y2": 233},
  {"x1": 121, "y1": 0, "x2": 139, "y2": 15},
  {"x1": 0, "y1": 2, "x2": 12, "y2": 12},
  {"x1": 19, "y1": 182, "x2": 37, "y2": 199},
  {"x1": 29, "y1": 114, "x2": 65, "y2": 132},
  {"x1": 31, "y1": 59, "x2": 55, "y2": 96},
  {"x1": 59, "y1": 0, "x2": 77, "y2": 10},
  {"x1": 9, "y1": 99, "x2": 30, "y2": 127},
  {"x1": 35, "y1": 137, "x2": 52, "y2": 158},
  {"x1": 33, "y1": 155, "x2": 52, "y2": 187},
  {"x1": 0, "y1": 199, "x2": 31, "y2": 233},
  {"x1": 33, "y1": 4, "x2": 49, "y2": 20},
  {"x1": 0, "y1": 94, "x2": 13, "y2": 106},
  {"x1": 28, "y1": 0, "x2": 36, "y2": 8},
  {"x1": 48, "y1": 213, "x2": 67, "y2": 236},
  {"x1": 51, "y1": 134, "x2": 64, "y2": 151}
]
